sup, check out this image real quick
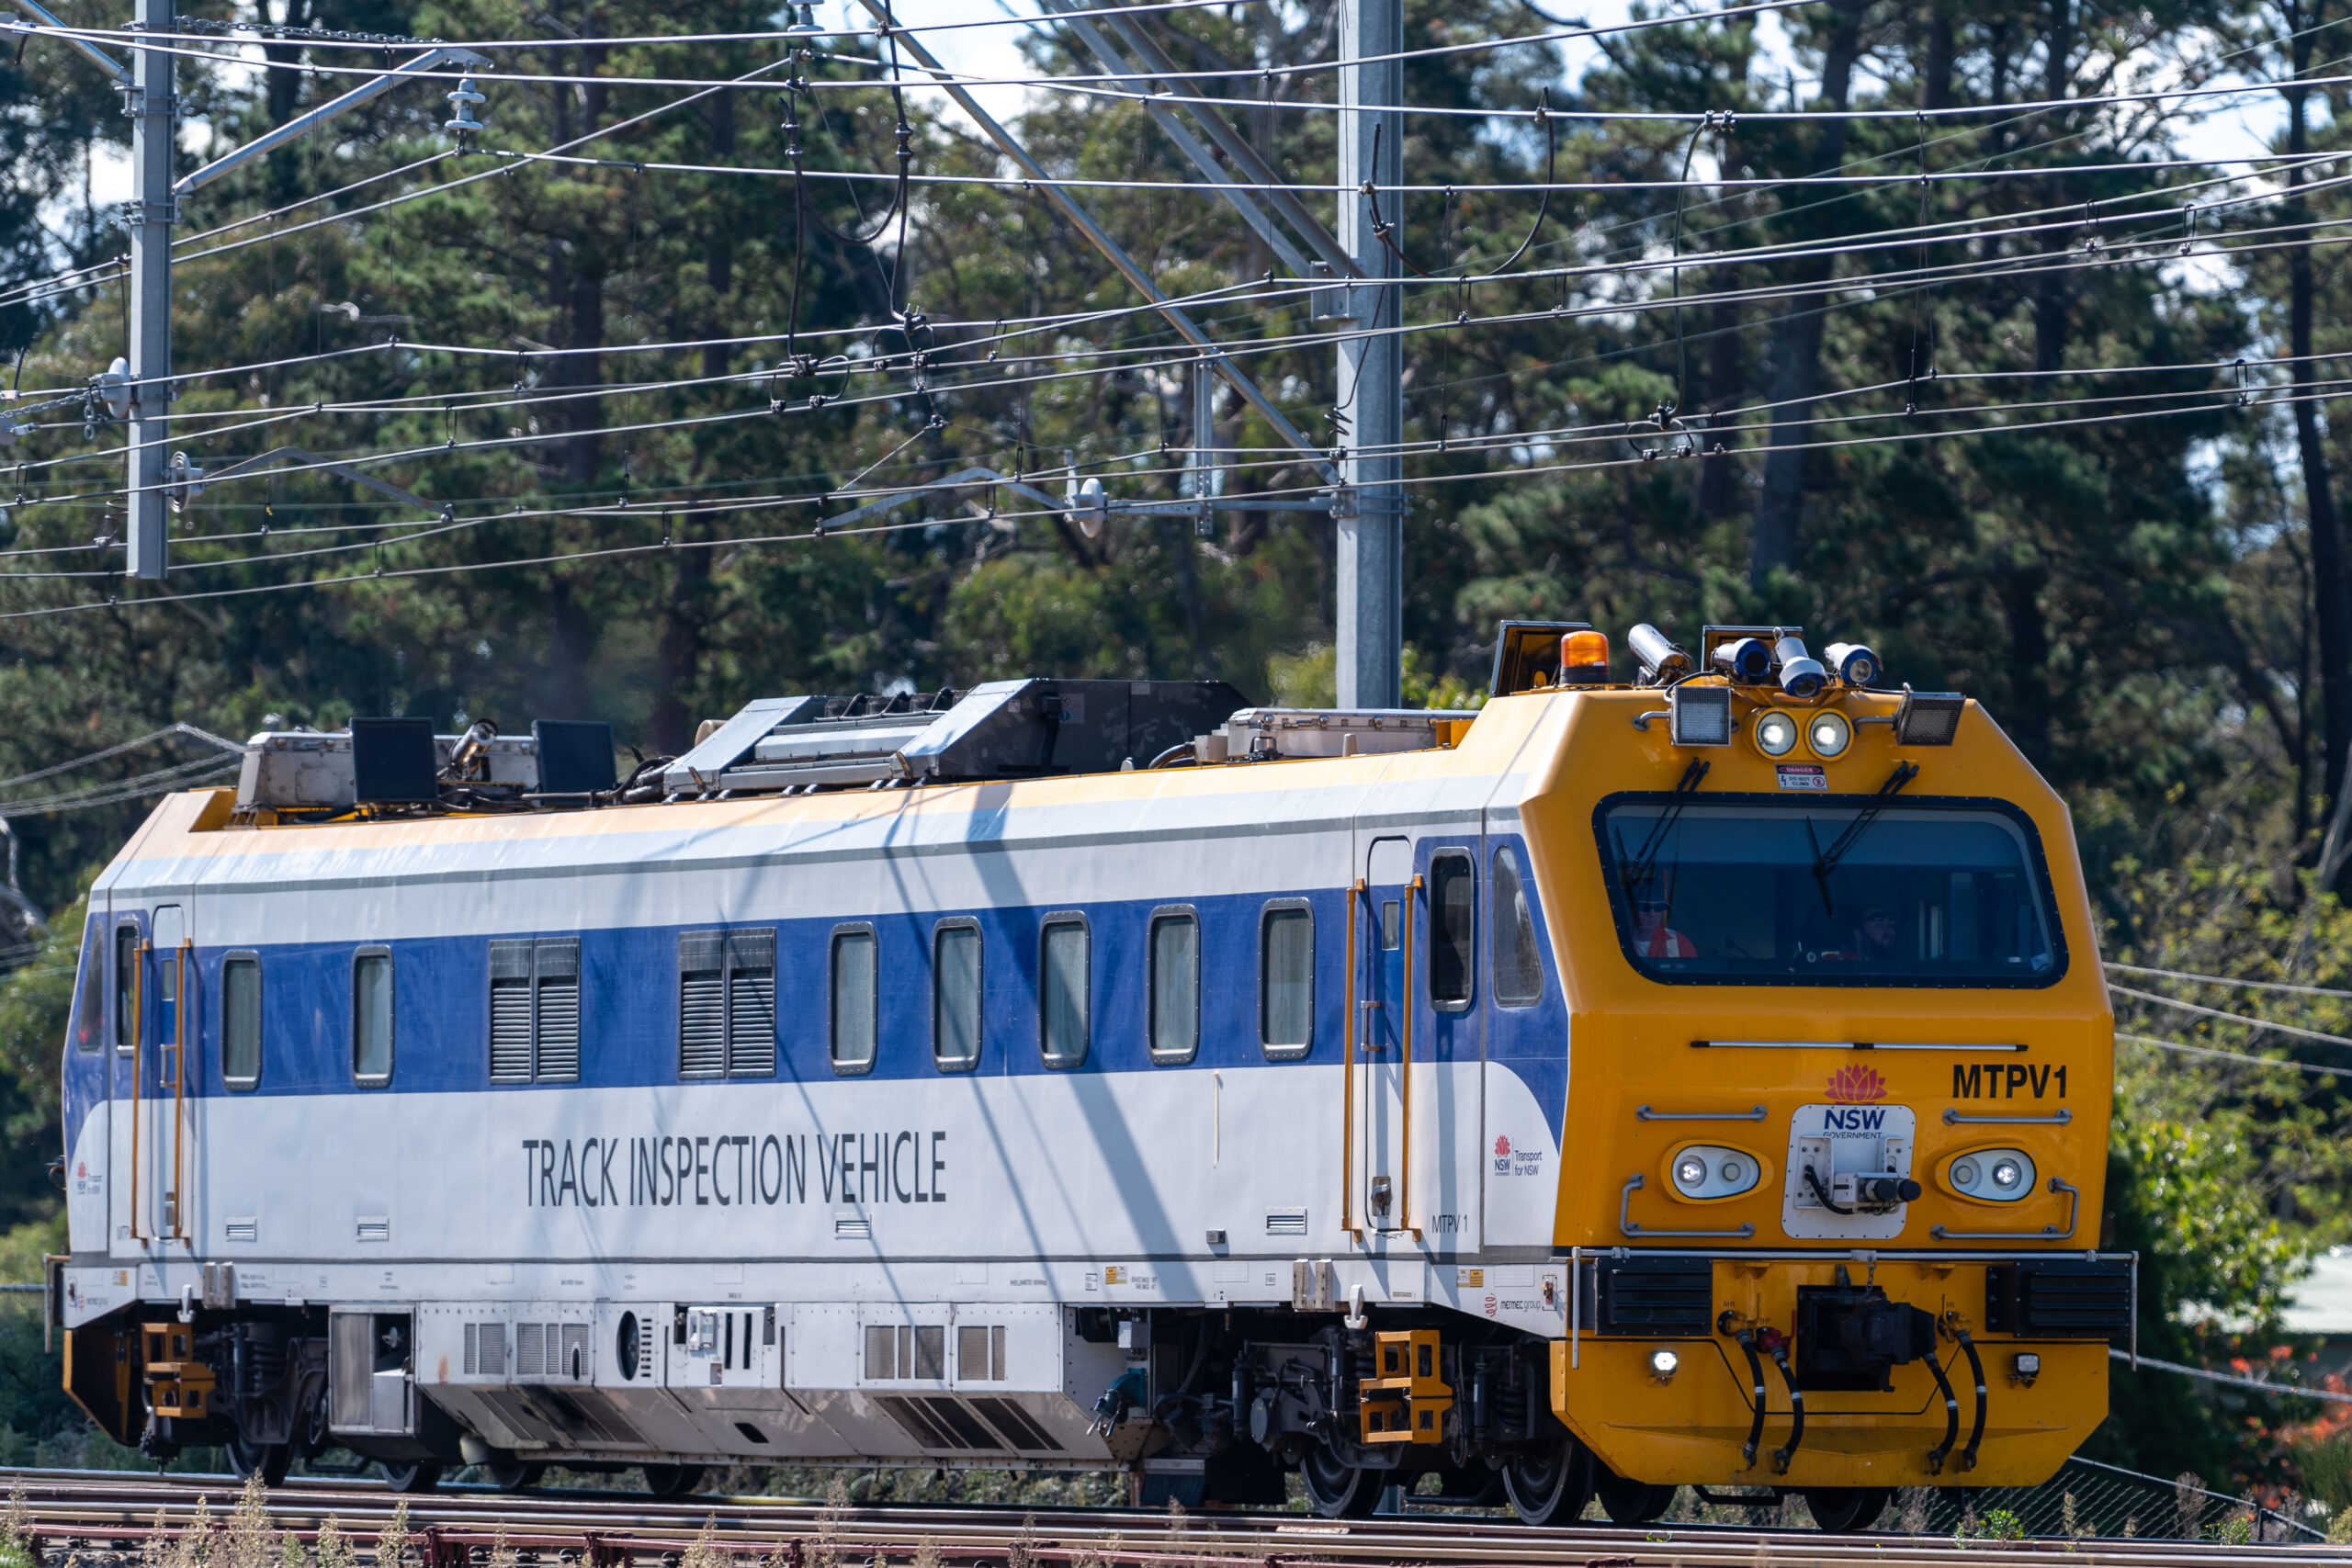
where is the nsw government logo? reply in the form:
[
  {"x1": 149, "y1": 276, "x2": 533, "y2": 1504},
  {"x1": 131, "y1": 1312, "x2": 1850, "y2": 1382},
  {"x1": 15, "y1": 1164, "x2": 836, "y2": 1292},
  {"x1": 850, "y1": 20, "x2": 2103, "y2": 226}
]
[{"x1": 1826, "y1": 1064, "x2": 1887, "y2": 1103}]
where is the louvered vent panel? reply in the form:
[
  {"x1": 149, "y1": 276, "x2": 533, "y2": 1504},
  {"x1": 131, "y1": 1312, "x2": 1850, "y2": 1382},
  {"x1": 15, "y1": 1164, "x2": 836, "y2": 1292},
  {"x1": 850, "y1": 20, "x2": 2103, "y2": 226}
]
[
  {"x1": 514, "y1": 1321, "x2": 547, "y2": 1379},
  {"x1": 490, "y1": 939, "x2": 535, "y2": 1083},
  {"x1": 679, "y1": 929, "x2": 727, "y2": 1078},
  {"x1": 559, "y1": 1322, "x2": 591, "y2": 1380},
  {"x1": 479, "y1": 1323, "x2": 505, "y2": 1377},
  {"x1": 728, "y1": 929, "x2": 778, "y2": 1077},
  {"x1": 536, "y1": 938, "x2": 582, "y2": 1082},
  {"x1": 958, "y1": 1325, "x2": 990, "y2": 1382},
  {"x1": 463, "y1": 1323, "x2": 479, "y2": 1375}
]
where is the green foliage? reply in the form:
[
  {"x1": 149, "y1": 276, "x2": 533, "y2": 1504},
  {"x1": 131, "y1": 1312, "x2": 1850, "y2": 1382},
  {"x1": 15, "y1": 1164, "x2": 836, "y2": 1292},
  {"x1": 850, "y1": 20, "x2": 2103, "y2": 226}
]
[
  {"x1": 1958, "y1": 1506, "x2": 2026, "y2": 1540},
  {"x1": 0, "y1": 0, "x2": 2338, "y2": 1496}
]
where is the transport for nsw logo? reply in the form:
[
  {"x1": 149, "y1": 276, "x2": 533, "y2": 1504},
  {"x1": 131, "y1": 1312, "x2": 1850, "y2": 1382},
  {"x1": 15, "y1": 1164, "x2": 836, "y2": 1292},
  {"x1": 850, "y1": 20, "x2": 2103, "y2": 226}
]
[{"x1": 1826, "y1": 1064, "x2": 1887, "y2": 1103}]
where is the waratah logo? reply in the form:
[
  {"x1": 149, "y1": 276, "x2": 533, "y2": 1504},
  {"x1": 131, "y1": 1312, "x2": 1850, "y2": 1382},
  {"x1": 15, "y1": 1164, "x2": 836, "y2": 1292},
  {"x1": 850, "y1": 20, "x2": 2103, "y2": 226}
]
[
  {"x1": 1494, "y1": 1135, "x2": 1511, "y2": 1158},
  {"x1": 1826, "y1": 1065, "x2": 1887, "y2": 1103}
]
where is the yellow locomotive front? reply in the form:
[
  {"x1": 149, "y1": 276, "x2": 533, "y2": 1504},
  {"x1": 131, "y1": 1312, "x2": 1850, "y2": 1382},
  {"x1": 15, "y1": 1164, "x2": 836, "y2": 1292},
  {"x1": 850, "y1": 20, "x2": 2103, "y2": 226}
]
[{"x1": 1520, "y1": 625, "x2": 2120, "y2": 1519}]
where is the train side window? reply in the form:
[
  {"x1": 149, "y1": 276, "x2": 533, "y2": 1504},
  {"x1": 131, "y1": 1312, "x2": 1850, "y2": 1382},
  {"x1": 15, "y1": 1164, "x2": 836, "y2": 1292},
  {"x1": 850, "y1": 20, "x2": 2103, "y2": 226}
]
[
  {"x1": 933, "y1": 920, "x2": 982, "y2": 1073},
  {"x1": 1429, "y1": 852, "x2": 1475, "y2": 1010},
  {"x1": 352, "y1": 947, "x2": 394, "y2": 1087},
  {"x1": 72, "y1": 924, "x2": 103, "y2": 1053},
  {"x1": 1038, "y1": 916, "x2": 1090, "y2": 1068},
  {"x1": 220, "y1": 952, "x2": 262, "y2": 1089},
  {"x1": 490, "y1": 937, "x2": 581, "y2": 1084},
  {"x1": 679, "y1": 929, "x2": 776, "y2": 1079},
  {"x1": 1260, "y1": 901, "x2": 1314, "y2": 1060},
  {"x1": 831, "y1": 924, "x2": 878, "y2": 1075},
  {"x1": 1148, "y1": 908, "x2": 1200, "y2": 1065},
  {"x1": 113, "y1": 922, "x2": 140, "y2": 1053},
  {"x1": 1492, "y1": 846, "x2": 1544, "y2": 1006}
]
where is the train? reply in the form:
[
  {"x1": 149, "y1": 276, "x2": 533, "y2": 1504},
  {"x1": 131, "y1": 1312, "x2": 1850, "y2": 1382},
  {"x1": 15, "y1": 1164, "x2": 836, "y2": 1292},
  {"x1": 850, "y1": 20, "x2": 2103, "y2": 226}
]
[{"x1": 49, "y1": 617, "x2": 2128, "y2": 1529}]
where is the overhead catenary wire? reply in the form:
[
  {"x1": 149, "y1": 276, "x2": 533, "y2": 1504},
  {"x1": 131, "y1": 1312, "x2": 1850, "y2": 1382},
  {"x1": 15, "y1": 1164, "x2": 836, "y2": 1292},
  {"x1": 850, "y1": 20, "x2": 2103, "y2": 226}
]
[
  {"x1": 2106, "y1": 960, "x2": 2352, "y2": 999},
  {"x1": 2118, "y1": 1031, "x2": 2352, "y2": 1078}
]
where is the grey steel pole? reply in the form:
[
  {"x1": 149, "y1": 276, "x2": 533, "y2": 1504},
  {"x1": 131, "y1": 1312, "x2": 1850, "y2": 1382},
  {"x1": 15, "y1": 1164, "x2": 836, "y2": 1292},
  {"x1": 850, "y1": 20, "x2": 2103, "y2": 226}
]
[
  {"x1": 124, "y1": 0, "x2": 174, "y2": 581},
  {"x1": 1335, "y1": 0, "x2": 1402, "y2": 709}
]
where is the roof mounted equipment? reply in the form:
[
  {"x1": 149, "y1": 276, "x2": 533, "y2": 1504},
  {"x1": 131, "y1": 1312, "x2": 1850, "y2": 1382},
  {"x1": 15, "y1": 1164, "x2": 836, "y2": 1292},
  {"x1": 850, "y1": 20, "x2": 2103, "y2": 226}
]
[
  {"x1": 1490, "y1": 620, "x2": 1594, "y2": 697},
  {"x1": 1223, "y1": 707, "x2": 1478, "y2": 760},
  {"x1": 1824, "y1": 642, "x2": 1882, "y2": 687},
  {"x1": 1627, "y1": 624, "x2": 1692, "y2": 686},
  {"x1": 532, "y1": 720, "x2": 617, "y2": 796},
  {"x1": 350, "y1": 718, "x2": 438, "y2": 805},
  {"x1": 1894, "y1": 690, "x2": 1965, "y2": 746},
  {"x1": 1773, "y1": 635, "x2": 1827, "y2": 701},
  {"x1": 1668, "y1": 685, "x2": 1733, "y2": 747},
  {"x1": 661, "y1": 680, "x2": 1250, "y2": 796}
]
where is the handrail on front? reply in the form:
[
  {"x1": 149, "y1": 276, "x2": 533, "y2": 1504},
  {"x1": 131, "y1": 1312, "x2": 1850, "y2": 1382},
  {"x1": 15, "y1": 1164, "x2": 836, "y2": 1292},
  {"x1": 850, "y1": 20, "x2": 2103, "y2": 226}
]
[
  {"x1": 1638, "y1": 1104, "x2": 1767, "y2": 1122},
  {"x1": 1620, "y1": 1173, "x2": 1756, "y2": 1239},
  {"x1": 1931, "y1": 1178, "x2": 2081, "y2": 1241},
  {"x1": 1944, "y1": 1108, "x2": 2072, "y2": 1125}
]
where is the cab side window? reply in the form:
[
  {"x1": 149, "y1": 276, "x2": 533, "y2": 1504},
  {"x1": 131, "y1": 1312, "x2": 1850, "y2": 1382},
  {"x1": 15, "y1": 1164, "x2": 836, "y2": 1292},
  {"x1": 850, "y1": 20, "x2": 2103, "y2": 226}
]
[
  {"x1": 1260, "y1": 902, "x2": 1313, "y2": 1060},
  {"x1": 352, "y1": 947, "x2": 394, "y2": 1086},
  {"x1": 220, "y1": 953, "x2": 262, "y2": 1089},
  {"x1": 71, "y1": 924, "x2": 103, "y2": 1054},
  {"x1": 1039, "y1": 917, "x2": 1090, "y2": 1067},
  {"x1": 112, "y1": 923, "x2": 140, "y2": 1053},
  {"x1": 831, "y1": 925, "x2": 878, "y2": 1074},
  {"x1": 1429, "y1": 852, "x2": 1474, "y2": 1010},
  {"x1": 1492, "y1": 846, "x2": 1544, "y2": 1006}
]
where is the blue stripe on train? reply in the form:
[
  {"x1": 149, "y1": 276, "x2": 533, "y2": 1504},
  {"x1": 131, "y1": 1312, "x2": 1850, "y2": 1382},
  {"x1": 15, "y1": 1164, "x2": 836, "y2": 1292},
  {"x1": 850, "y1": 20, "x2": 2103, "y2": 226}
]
[{"x1": 62, "y1": 835, "x2": 1567, "y2": 1142}]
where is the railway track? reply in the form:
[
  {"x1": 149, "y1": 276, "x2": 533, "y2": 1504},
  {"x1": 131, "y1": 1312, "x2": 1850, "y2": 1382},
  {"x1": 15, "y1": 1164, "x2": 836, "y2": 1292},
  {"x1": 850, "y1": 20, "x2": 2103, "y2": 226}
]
[{"x1": 0, "y1": 1471, "x2": 2341, "y2": 1568}]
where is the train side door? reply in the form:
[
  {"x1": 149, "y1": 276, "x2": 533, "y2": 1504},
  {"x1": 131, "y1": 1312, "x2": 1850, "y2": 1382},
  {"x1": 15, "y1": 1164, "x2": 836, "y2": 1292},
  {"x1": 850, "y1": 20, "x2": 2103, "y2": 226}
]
[
  {"x1": 113, "y1": 905, "x2": 194, "y2": 1247},
  {"x1": 1356, "y1": 837, "x2": 1414, "y2": 1235},
  {"x1": 106, "y1": 909, "x2": 141, "y2": 1254}
]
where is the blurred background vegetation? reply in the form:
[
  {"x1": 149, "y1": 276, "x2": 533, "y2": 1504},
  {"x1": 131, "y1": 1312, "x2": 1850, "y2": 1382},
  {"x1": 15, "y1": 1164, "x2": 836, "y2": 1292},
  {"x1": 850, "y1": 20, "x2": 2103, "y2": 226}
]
[{"x1": 0, "y1": 0, "x2": 2340, "y2": 1505}]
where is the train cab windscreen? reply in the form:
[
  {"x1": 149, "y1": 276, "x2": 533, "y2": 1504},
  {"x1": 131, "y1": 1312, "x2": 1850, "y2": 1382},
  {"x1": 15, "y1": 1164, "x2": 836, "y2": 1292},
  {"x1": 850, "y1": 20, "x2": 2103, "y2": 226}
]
[{"x1": 1596, "y1": 795, "x2": 2064, "y2": 986}]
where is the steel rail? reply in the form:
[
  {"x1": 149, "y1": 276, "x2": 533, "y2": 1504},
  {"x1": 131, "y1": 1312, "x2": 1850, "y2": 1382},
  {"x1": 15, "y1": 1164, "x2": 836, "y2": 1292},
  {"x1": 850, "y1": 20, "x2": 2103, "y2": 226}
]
[{"x1": 0, "y1": 1472, "x2": 2336, "y2": 1566}]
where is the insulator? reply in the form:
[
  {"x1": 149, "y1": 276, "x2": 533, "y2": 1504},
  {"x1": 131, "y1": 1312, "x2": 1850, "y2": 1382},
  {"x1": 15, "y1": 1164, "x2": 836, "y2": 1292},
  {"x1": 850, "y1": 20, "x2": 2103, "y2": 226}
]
[{"x1": 447, "y1": 75, "x2": 487, "y2": 136}]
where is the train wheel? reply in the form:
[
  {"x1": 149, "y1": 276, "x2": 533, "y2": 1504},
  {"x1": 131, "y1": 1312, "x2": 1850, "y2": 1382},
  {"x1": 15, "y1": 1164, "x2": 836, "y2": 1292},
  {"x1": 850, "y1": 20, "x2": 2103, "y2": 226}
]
[
  {"x1": 1803, "y1": 1488, "x2": 1893, "y2": 1533},
  {"x1": 1594, "y1": 1469, "x2": 1677, "y2": 1527},
  {"x1": 225, "y1": 1433, "x2": 291, "y2": 1486},
  {"x1": 1298, "y1": 1447, "x2": 1381, "y2": 1518},
  {"x1": 642, "y1": 1463, "x2": 706, "y2": 1499},
  {"x1": 1502, "y1": 1438, "x2": 1595, "y2": 1527},
  {"x1": 485, "y1": 1461, "x2": 546, "y2": 1492},
  {"x1": 380, "y1": 1461, "x2": 442, "y2": 1495}
]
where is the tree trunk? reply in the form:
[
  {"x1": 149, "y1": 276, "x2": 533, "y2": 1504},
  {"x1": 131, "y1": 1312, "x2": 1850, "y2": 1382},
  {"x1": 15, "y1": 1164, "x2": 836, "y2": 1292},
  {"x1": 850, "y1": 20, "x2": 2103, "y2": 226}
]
[
  {"x1": 2032, "y1": 0, "x2": 2076, "y2": 375},
  {"x1": 1746, "y1": 0, "x2": 1868, "y2": 589},
  {"x1": 651, "y1": 513, "x2": 716, "y2": 754},
  {"x1": 2288, "y1": 4, "x2": 2352, "y2": 863},
  {"x1": 1924, "y1": 0, "x2": 1954, "y2": 111}
]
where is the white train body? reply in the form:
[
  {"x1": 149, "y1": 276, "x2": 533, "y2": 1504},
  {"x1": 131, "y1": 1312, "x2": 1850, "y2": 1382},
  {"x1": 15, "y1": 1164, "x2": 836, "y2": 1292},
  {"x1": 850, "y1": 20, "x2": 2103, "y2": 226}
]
[{"x1": 57, "y1": 683, "x2": 1574, "y2": 1492}]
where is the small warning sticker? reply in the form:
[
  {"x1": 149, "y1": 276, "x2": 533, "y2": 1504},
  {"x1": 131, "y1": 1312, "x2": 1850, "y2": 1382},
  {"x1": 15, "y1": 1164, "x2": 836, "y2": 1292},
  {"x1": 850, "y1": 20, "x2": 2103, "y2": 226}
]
[{"x1": 1776, "y1": 763, "x2": 1828, "y2": 790}]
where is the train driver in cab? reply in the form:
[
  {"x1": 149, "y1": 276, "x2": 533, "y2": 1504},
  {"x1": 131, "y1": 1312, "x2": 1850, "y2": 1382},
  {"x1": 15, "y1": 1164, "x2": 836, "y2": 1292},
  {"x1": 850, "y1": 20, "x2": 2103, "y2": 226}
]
[
  {"x1": 1631, "y1": 891, "x2": 1697, "y2": 958},
  {"x1": 1818, "y1": 903, "x2": 1900, "y2": 964}
]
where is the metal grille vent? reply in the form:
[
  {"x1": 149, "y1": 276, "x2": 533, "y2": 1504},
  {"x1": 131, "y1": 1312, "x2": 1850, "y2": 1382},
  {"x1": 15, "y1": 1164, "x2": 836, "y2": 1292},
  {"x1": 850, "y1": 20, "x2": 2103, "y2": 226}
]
[
  {"x1": 463, "y1": 1322, "x2": 508, "y2": 1376},
  {"x1": 537, "y1": 969, "x2": 581, "y2": 1080},
  {"x1": 1265, "y1": 1209, "x2": 1308, "y2": 1236},
  {"x1": 1586, "y1": 1256, "x2": 1713, "y2": 1335},
  {"x1": 514, "y1": 1321, "x2": 548, "y2": 1378},
  {"x1": 969, "y1": 1395, "x2": 1063, "y2": 1450},
  {"x1": 559, "y1": 1323, "x2": 590, "y2": 1380},
  {"x1": 727, "y1": 931, "x2": 777, "y2": 1077}
]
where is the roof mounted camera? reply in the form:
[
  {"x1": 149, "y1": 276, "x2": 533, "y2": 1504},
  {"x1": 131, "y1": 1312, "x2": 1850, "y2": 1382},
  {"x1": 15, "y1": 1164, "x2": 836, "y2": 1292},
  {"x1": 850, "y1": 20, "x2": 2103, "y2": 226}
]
[{"x1": 1627, "y1": 623, "x2": 1693, "y2": 686}]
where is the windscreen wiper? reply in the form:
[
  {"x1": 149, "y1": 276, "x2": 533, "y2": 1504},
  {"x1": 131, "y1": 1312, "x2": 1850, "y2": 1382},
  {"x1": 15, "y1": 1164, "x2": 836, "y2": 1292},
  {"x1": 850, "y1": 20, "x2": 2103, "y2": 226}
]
[
  {"x1": 1620, "y1": 757, "x2": 1709, "y2": 901},
  {"x1": 1808, "y1": 761, "x2": 1919, "y2": 915}
]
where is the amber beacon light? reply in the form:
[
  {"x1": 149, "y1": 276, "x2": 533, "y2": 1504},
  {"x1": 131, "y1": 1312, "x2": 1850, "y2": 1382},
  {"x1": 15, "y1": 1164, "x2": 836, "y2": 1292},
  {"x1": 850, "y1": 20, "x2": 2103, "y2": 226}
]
[{"x1": 1560, "y1": 629, "x2": 1611, "y2": 685}]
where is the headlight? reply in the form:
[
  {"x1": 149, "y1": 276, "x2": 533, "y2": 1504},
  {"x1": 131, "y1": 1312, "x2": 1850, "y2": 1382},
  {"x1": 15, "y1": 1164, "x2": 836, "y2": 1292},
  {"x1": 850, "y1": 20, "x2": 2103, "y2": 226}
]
[
  {"x1": 1754, "y1": 711, "x2": 1799, "y2": 757},
  {"x1": 1649, "y1": 1348, "x2": 1679, "y2": 1381},
  {"x1": 1806, "y1": 710, "x2": 1852, "y2": 759},
  {"x1": 1945, "y1": 1147, "x2": 2036, "y2": 1201},
  {"x1": 1666, "y1": 1143, "x2": 1763, "y2": 1200}
]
